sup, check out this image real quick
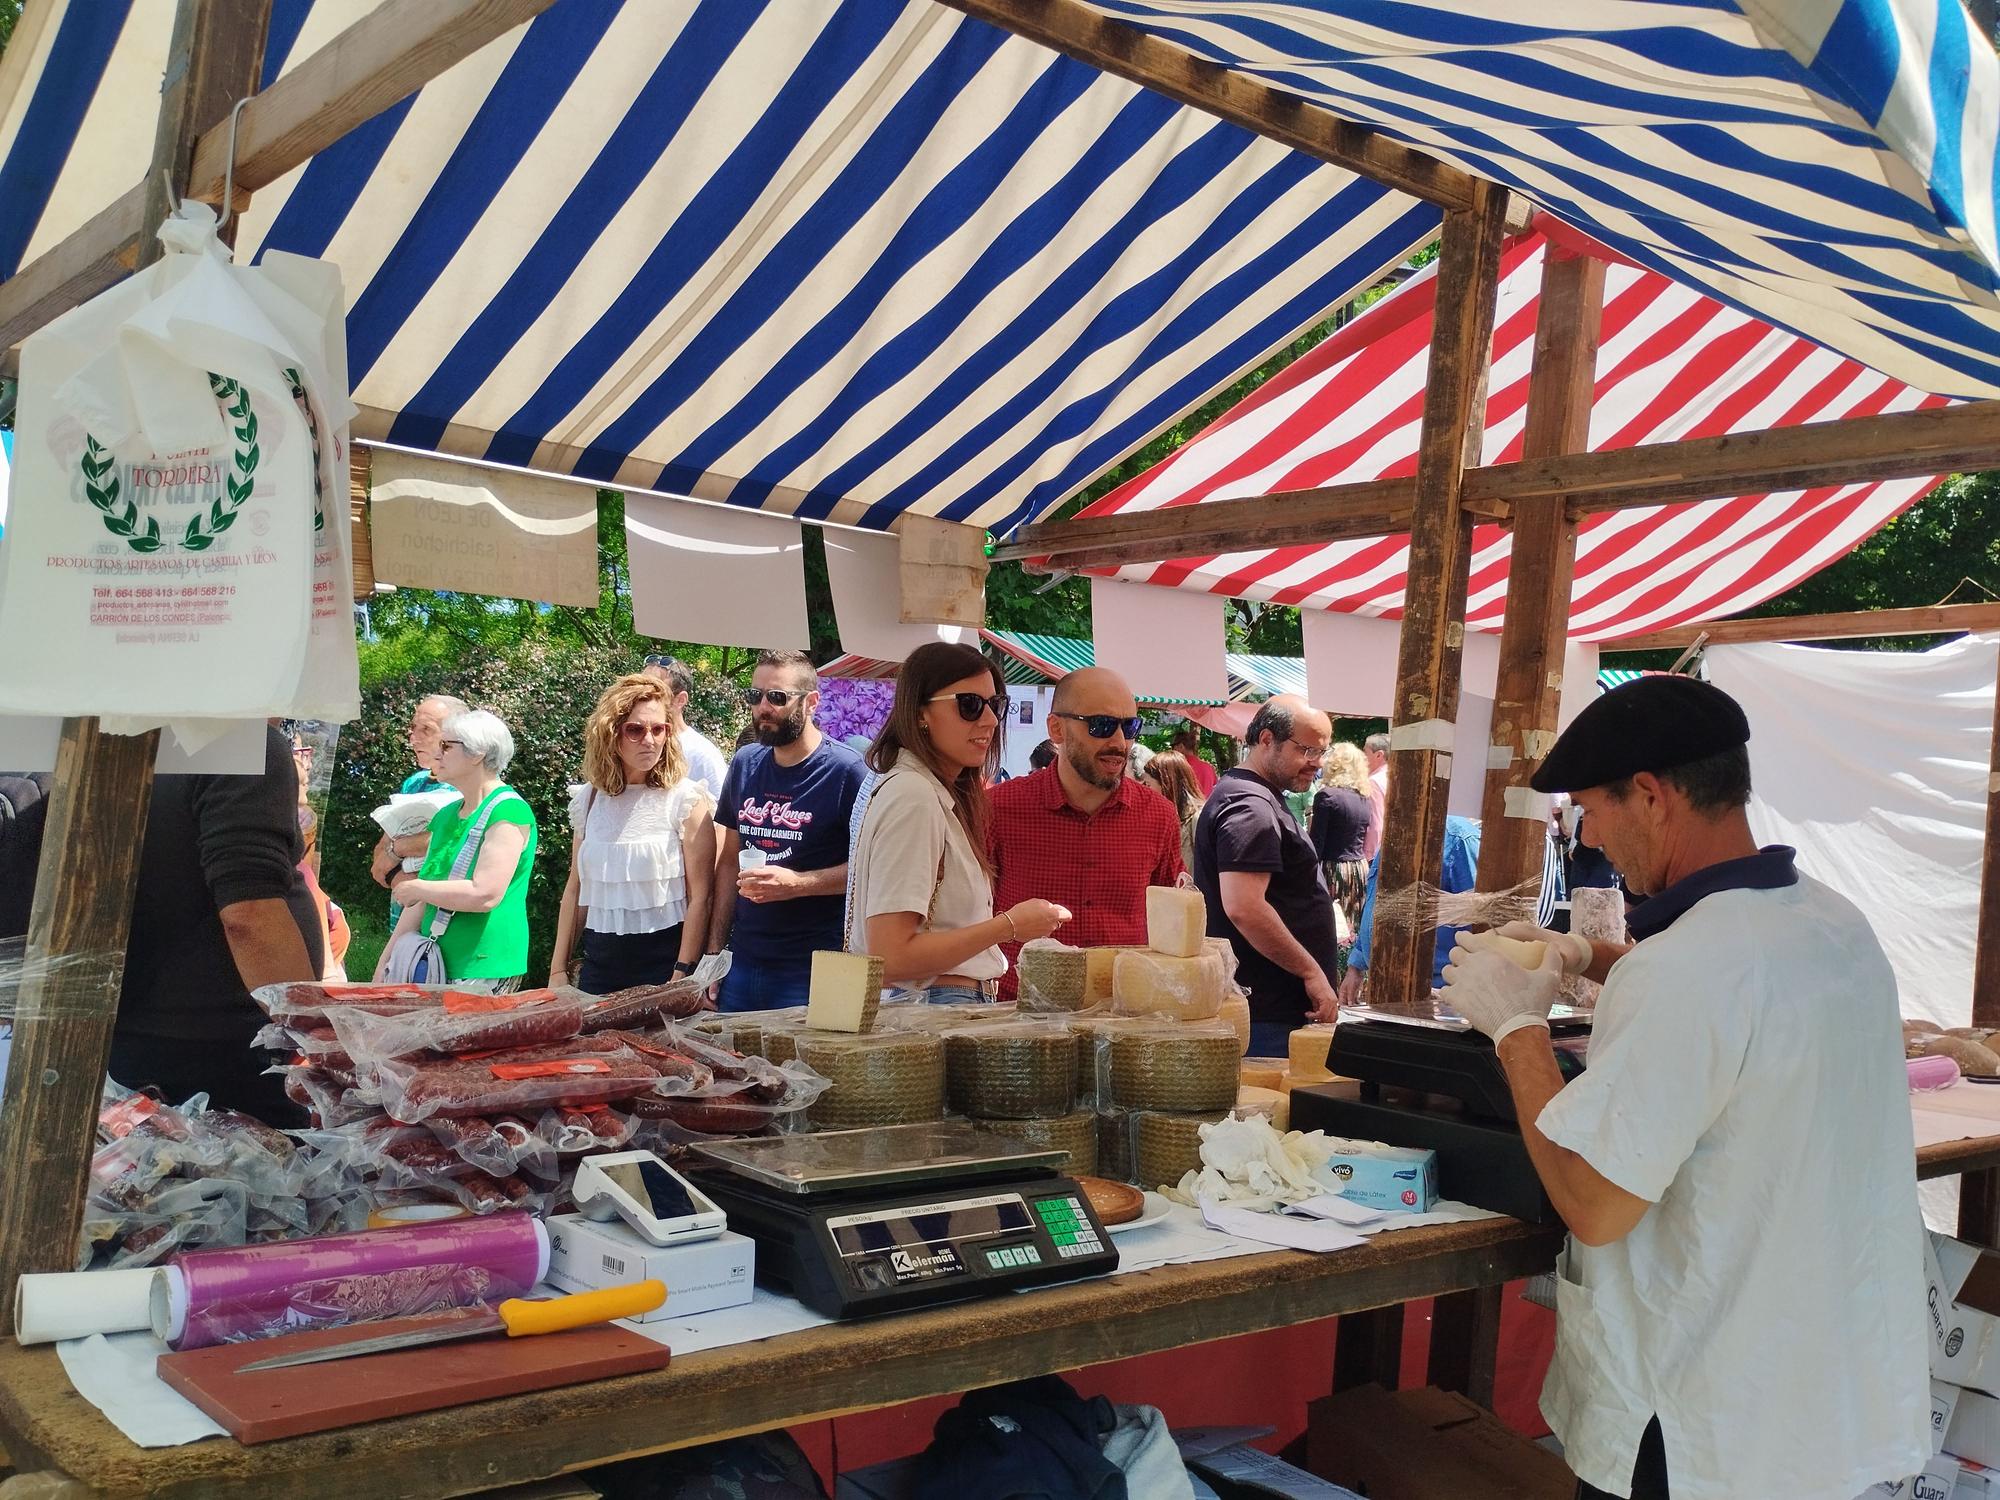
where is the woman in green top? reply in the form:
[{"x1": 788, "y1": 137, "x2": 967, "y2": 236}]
[{"x1": 375, "y1": 708, "x2": 539, "y2": 989}]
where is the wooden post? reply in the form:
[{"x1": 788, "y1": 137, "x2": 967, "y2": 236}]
[
  {"x1": 1475, "y1": 250, "x2": 1605, "y2": 892},
  {"x1": 0, "y1": 0, "x2": 273, "y2": 1333},
  {"x1": 351, "y1": 445, "x2": 377, "y2": 600},
  {"x1": 1365, "y1": 180, "x2": 1509, "y2": 1007},
  {"x1": 1960, "y1": 656, "x2": 2000, "y2": 1245}
]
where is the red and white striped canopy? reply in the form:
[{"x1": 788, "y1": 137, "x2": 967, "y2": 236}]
[{"x1": 1078, "y1": 225, "x2": 1951, "y2": 641}]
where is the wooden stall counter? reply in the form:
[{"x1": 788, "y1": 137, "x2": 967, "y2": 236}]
[{"x1": 0, "y1": 1215, "x2": 1560, "y2": 1500}]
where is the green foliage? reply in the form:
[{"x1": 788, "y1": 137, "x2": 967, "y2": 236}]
[
  {"x1": 0, "y1": 1, "x2": 18, "y2": 58},
  {"x1": 324, "y1": 635, "x2": 748, "y2": 985}
]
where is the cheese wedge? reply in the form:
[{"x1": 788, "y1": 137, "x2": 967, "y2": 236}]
[
  {"x1": 1145, "y1": 886, "x2": 1207, "y2": 958},
  {"x1": 1486, "y1": 934, "x2": 1549, "y2": 970},
  {"x1": 806, "y1": 951, "x2": 884, "y2": 1033},
  {"x1": 1289, "y1": 1024, "x2": 1336, "y2": 1076}
]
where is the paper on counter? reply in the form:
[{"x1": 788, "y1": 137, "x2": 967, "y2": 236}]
[
  {"x1": 1201, "y1": 1198, "x2": 1367, "y2": 1254},
  {"x1": 57, "y1": 1331, "x2": 225, "y2": 1448},
  {"x1": 624, "y1": 1285, "x2": 833, "y2": 1356},
  {"x1": 1287, "y1": 1195, "x2": 1384, "y2": 1227}
]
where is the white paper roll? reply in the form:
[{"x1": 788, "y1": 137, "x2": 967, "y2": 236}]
[{"x1": 15, "y1": 1268, "x2": 160, "y2": 1345}]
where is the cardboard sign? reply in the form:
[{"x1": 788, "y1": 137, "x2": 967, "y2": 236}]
[{"x1": 368, "y1": 447, "x2": 599, "y2": 607}]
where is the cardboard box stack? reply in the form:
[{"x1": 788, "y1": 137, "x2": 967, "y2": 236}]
[{"x1": 1873, "y1": 1230, "x2": 2000, "y2": 1498}]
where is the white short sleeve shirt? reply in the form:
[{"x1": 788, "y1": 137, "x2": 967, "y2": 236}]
[
  {"x1": 846, "y1": 750, "x2": 1003, "y2": 984},
  {"x1": 1536, "y1": 871, "x2": 1929, "y2": 1500},
  {"x1": 679, "y1": 726, "x2": 729, "y2": 801}
]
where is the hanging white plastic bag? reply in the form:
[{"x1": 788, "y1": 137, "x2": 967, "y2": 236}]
[{"x1": 0, "y1": 203, "x2": 359, "y2": 732}]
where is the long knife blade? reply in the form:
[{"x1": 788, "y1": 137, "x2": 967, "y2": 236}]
[{"x1": 235, "y1": 1309, "x2": 503, "y2": 1372}]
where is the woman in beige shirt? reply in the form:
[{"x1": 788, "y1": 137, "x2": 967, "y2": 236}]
[{"x1": 848, "y1": 642, "x2": 1068, "y2": 1002}]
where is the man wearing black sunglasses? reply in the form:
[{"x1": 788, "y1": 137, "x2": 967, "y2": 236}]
[{"x1": 988, "y1": 668, "x2": 1184, "y2": 1000}]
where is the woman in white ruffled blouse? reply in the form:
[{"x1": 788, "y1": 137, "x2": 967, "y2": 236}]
[{"x1": 548, "y1": 673, "x2": 717, "y2": 994}]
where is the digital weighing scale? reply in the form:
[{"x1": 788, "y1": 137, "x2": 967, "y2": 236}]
[
  {"x1": 686, "y1": 1122, "x2": 1121, "y2": 1319},
  {"x1": 1287, "y1": 1001, "x2": 1593, "y2": 1224}
]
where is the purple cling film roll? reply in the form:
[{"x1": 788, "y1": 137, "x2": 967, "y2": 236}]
[{"x1": 152, "y1": 1209, "x2": 550, "y2": 1350}]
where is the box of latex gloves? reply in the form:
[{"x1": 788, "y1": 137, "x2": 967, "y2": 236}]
[
  {"x1": 1863, "y1": 1451, "x2": 1959, "y2": 1499},
  {"x1": 1307, "y1": 1141, "x2": 1436, "y2": 1214},
  {"x1": 546, "y1": 1214, "x2": 754, "y2": 1322},
  {"x1": 1927, "y1": 1232, "x2": 2000, "y2": 1394}
]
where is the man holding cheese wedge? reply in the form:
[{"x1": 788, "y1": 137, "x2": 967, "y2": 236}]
[{"x1": 1440, "y1": 674, "x2": 1927, "y2": 1500}]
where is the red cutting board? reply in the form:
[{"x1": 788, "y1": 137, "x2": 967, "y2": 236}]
[{"x1": 156, "y1": 1312, "x2": 671, "y2": 1443}]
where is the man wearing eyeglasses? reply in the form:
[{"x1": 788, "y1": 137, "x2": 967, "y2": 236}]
[
  {"x1": 705, "y1": 651, "x2": 869, "y2": 1010},
  {"x1": 988, "y1": 668, "x2": 1184, "y2": 1001},
  {"x1": 1191, "y1": 695, "x2": 1341, "y2": 1054},
  {"x1": 639, "y1": 654, "x2": 729, "y2": 800}
]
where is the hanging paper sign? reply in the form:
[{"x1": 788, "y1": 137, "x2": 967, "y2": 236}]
[{"x1": 0, "y1": 205, "x2": 359, "y2": 732}]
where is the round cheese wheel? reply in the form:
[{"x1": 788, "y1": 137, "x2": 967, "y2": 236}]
[
  {"x1": 945, "y1": 1024, "x2": 1077, "y2": 1119},
  {"x1": 799, "y1": 1033, "x2": 947, "y2": 1128},
  {"x1": 1134, "y1": 1111, "x2": 1224, "y2": 1192},
  {"x1": 974, "y1": 1109, "x2": 1097, "y2": 1176},
  {"x1": 1109, "y1": 1024, "x2": 1240, "y2": 1112}
]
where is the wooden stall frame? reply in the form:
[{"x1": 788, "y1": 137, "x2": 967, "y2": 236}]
[{"x1": 1, "y1": 0, "x2": 1997, "y2": 1409}]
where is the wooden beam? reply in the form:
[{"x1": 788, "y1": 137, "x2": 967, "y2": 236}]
[
  {"x1": 183, "y1": 0, "x2": 559, "y2": 208},
  {"x1": 0, "y1": 0, "x2": 555, "y2": 368},
  {"x1": 0, "y1": 186, "x2": 149, "y2": 377},
  {"x1": 1476, "y1": 251, "x2": 1603, "y2": 893},
  {"x1": 350, "y1": 445, "x2": 377, "y2": 601},
  {"x1": 936, "y1": 0, "x2": 1478, "y2": 211},
  {"x1": 1607, "y1": 602, "x2": 2000, "y2": 653},
  {"x1": 1364, "y1": 181, "x2": 1508, "y2": 1011},
  {"x1": 996, "y1": 400, "x2": 2000, "y2": 571},
  {"x1": 0, "y1": 0, "x2": 274, "y2": 1337}
]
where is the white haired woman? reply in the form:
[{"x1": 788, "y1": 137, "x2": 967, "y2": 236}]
[{"x1": 374, "y1": 708, "x2": 539, "y2": 993}]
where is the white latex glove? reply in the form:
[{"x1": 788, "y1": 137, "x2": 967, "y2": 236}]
[
  {"x1": 1440, "y1": 941, "x2": 1564, "y2": 1045},
  {"x1": 1459, "y1": 920, "x2": 1592, "y2": 977}
]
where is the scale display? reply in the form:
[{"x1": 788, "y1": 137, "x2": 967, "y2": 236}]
[{"x1": 690, "y1": 1150, "x2": 1120, "y2": 1318}]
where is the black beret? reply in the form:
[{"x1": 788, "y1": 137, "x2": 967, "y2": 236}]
[{"x1": 1529, "y1": 675, "x2": 1749, "y2": 794}]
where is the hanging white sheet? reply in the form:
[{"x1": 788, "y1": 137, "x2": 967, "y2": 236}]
[{"x1": 1704, "y1": 636, "x2": 1998, "y2": 1028}]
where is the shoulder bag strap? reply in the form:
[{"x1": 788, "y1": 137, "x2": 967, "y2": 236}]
[{"x1": 425, "y1": 789, "x2": 523, "y2": 940}]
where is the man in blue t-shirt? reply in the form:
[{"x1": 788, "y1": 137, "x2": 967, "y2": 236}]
[{"x1": 704, "y1": 651, "x2": 869, "y2": 1011}]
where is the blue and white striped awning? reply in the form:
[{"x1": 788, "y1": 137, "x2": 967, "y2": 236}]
[{"x1": 2, "y1": 0, "x2": 1996, "y2": 542}]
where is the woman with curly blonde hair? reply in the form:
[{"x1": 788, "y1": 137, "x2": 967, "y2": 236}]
[
  {"x1": 1312, "y1": 740, "x2": 1374, "y2": 938},
  {"x1": 549, "y1": 673, "x2": 716, "y2": 994}
]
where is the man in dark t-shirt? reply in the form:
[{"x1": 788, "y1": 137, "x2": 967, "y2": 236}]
[
  {"x1": 707, "y1": 652, "x2": 869, "y2": 1011},
  {"x1": 1191, "y1": 695, "x2": 1340, "y2": 1055}
]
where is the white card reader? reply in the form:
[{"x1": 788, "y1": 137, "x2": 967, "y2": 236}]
[{"x1": 573, "y1": 1150, "x2": 728, "y2": 1247}]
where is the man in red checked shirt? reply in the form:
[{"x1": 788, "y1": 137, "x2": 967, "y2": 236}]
[{"x1": 988, "y1": 667, "x2": 1185, "y2": 999}]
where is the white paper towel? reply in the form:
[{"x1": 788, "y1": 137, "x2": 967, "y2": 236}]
[{"x1": 16, "y1": 1268, "x2": 159, "y2": 1345}]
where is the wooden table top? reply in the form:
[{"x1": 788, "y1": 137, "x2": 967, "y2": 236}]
[
  {"x1": 4, "y1": 1123, "x2": 1990, "y2": 1499},
  {"x1": 0, "y1": 1214, "x2": 1561, "y2": 1500}
]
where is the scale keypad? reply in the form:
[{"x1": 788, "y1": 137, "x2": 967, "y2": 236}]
[{"x1": 1035, "y1": 1195, "x2": 1104, "y2": 1259}]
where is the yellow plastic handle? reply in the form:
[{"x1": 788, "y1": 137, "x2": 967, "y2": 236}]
[{"x1": 497, "y1": 1280, "x2": 667, "y2": 1337}]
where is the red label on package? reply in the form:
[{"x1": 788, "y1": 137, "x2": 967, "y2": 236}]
[
  {"x1": 98, "y1": 1094, "x2": 164, "y2": 1140},
  {"x1": 489, "y1": 1060, "x2": 613, "y2": 1080},
  {"x1": 443, "y1": 989, "x2": 552, "y2": 1014}
]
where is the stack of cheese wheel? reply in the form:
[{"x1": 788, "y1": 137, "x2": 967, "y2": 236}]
[
  {"x1": 799, "y1": 1032, "x2": 947, "y2": 1129},
  {"x1": 1107, "y1": 1019, "x2": 1239, "y2": 1113},
  {"x1": 757, "y1": 1007, "x2": 813, "y2": 1066},
  {"x1": 977, "y1": 1109, "x2": 1098, "y2": 1176},
  {"x1": 1067, "y1": 1014, "x2": 1125, "y2": 1110},
  {"x1": 1106, "y1": 888, "x2": 1229, "y2": 1024},
  {"x1": 1134, "y1": 1109, "x2": 1225, "y2": 1191},
  {"x1": 1095, "y1": 1109, "x2": 1134, "y2": 1183},
  {"x1": 945, "y1": 1022, "x2": 1077, "y2": 1118}
]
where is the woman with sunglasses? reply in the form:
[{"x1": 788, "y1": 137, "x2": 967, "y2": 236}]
[
  {"x1": 376, "y1": 708, "x2": 538, "y2": 992},
  {"x1": 849, "y1": 642, "x2": 1069, "y2": 1001},
  {"x1": 549, "y1": 673, "x2": 717, "y2": 995}
]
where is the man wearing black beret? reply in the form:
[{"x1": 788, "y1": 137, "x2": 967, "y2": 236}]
[{"x1": 1441, "y1": 674, "x2": 1926, "y2": 1500}]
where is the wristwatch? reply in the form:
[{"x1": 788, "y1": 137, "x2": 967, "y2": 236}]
[{"x1": 672, "y1": 960, "x2": 697, "y2": 977}]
